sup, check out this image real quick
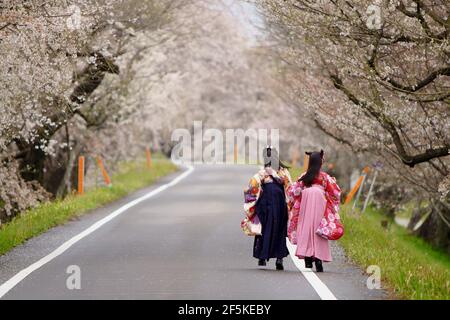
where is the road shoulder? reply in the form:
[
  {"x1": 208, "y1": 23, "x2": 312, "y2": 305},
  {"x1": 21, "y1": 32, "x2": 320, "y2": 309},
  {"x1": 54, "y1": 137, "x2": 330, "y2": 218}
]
[{"x1": 0, "y1": 169, "x2": 185, "y2": 286}]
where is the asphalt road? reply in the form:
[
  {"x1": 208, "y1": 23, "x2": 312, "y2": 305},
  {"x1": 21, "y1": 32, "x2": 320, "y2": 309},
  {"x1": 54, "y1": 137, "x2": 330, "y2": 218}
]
[{"x1": 0, "y1": 165, "x2": 386, "y2": 300}]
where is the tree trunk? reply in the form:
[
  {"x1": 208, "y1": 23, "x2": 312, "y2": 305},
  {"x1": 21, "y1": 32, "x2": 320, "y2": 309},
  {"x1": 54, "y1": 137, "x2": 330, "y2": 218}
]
[
  {"x1": 13, "y1": 52, "x2": 119, "y2": 196},
  {"x1": 56, "y1": 143, "x2": 82, "y2": 198},
  {"x1": 15, "y1": 141, "x2": 47, "y2": 184},
  {"x1": 414, "y1": 200, "x2": 450, "y2": 254}
]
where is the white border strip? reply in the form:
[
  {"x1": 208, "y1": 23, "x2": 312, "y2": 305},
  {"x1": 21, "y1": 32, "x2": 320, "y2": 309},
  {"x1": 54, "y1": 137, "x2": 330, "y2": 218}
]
[
  {"x1": 0, "y1": 165, "x2": 194, "y2": 299},
  {"x1": 287, "y1": 239, "x2": 337, "y2": 300}
]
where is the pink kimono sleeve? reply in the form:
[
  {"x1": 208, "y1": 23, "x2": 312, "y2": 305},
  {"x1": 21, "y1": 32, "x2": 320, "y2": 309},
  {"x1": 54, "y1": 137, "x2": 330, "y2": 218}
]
[
  {"x1": 324, "y1": 173, "x2": 341, "y2": 219},
  {"x1": 287, "y1": 180, "x2": 305, "y2": 244},
  {"x1": 243, "y1": 173, "x2": 262, "y2": 219},
  {"x1": 315, "y1": 172, "x2": 344, "y2": 240}
]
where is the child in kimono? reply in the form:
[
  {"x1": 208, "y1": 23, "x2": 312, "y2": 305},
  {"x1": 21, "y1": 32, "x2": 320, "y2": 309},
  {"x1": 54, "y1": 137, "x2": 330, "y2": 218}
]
[
  {"x1": 287, "y1": 150, "x2": 342, "y2": 272},
  {"x1": 243, "y1": 147, "x2": 292, "y2": 270}
]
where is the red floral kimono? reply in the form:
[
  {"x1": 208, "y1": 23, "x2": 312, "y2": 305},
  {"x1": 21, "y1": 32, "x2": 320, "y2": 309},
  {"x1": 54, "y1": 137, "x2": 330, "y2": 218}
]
[
  {"x1": 241, "y1": 167, "x2": 292, "y2": 236},
  {"x1": 287, "y1": 171, "x2": 343, "y2": 243}
]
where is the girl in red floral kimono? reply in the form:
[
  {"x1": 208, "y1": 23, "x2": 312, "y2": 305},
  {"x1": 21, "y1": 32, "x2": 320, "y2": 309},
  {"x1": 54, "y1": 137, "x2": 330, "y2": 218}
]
[
  {"x1": 242, "y1": 147, "x2": 292, "y2": 270},
  {"x1": 287, "y1": 150, "x2": 343, "y2": 272}
]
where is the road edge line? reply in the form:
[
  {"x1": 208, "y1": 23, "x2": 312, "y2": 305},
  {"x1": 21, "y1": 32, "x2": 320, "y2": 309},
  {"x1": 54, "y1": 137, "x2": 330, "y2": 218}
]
[
  {"x1": 0, "y1": 165, "x2": 194, "y2": 299},
  {"x1": 286, "y1": 239, "x2": 338, "y2": 300}
]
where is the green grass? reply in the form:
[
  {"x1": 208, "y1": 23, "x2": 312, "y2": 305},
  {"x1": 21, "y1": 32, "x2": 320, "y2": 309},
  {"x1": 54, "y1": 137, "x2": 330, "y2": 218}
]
[
  {"x1": 0, "y1": 155, "x2": 178, "y2": 256},
  {"x1": 340, "y1": 205, "x2": 450, "y2": 300},
  {"x1": 289, "y1": 167, "x2": 303, "y2": 180}
]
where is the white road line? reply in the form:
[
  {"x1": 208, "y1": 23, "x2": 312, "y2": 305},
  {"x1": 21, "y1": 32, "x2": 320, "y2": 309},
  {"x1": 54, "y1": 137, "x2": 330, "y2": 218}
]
[
  {"x1": 287, "y1": 239, "x2": 338, "y2": 300},
  {"x1": 0, "y1": 165, "x2": 194, "y2": 299}
]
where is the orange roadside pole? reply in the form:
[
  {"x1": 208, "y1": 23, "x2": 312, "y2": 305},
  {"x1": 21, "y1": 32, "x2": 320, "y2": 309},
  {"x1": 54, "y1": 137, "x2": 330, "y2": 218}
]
[
  {"x1": 146, "y1": 147, "x2": 152, "y2": 168},
  {"x1": 97, "y1": 157, "x2": 112, "y2": 187},
  {"x1": 234, "y1": 143, "x2": 238, "y2": 164},
  {"x1": 345, "y1": 166, "x2": 370, "y2": 205},
  {"x1": 77, "y1": 156, "x2": 85, "y2": 195}
]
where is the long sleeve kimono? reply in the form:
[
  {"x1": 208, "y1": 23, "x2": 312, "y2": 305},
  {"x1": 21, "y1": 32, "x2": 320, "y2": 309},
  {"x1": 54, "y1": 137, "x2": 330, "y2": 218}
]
[
  {"x1": 242, "y1": 167, "x2": 292, "y2": 260},
  {"x1": 285, "y1": 171, "x2": 342, "y2": 262}
]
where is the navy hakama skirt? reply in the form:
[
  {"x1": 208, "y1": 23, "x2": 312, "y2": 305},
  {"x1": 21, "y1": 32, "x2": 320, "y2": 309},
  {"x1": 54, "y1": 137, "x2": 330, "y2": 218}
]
[{"x1": 253, "y1": 182, "x2": 289, "y2": 260}]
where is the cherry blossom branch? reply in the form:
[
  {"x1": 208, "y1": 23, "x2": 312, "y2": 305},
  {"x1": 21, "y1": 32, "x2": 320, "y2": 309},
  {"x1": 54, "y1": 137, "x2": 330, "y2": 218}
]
[{"x1": 330, "y1": 73, "x2": 450, "y2": 167}]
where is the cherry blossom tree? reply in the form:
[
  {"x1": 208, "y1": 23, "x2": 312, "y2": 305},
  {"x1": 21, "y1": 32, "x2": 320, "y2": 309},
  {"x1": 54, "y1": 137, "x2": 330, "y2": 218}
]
[
  {"x1": 0, "y1": 0, "x2": 185, "y2": 219},
  {"x1": 260, "y1": 0, "x2": 450, "y2": 249}
]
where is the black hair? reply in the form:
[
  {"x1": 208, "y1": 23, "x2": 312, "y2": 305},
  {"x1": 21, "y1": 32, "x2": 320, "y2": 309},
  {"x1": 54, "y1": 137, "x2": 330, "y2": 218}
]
[
  {"x1": 300, "y1": 150, "x2": 324, "y2": 187},
  {"x1": 263, "y1": 147, "x2": 290, "y2": 170}
]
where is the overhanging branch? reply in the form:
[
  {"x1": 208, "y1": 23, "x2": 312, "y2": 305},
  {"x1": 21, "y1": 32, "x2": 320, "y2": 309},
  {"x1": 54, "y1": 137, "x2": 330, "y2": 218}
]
[{"x1": 329, "y1": 73, "x2": 450, "y2": 167}]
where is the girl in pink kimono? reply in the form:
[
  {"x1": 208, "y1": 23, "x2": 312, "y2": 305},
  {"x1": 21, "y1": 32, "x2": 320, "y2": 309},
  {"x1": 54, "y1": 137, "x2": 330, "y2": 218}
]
[{"x1": 287, "y1": 150, "x2": 342, "y2": 272}]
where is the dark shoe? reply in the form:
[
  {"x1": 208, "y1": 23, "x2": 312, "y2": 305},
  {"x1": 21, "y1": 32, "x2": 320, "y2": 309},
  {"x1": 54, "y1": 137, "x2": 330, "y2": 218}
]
[
  {"x1": 304, "y1": 257, "x2": 313, "y2": 268},
  {"x1": 258, "y1": 259, "x2": 266, "y2": 266},
  {"x1": 275, "y1": 258, "x2": 284, "y2": 271},
  {"x1": 315, "y1": 259, "x2": 324, "y2": 272}
]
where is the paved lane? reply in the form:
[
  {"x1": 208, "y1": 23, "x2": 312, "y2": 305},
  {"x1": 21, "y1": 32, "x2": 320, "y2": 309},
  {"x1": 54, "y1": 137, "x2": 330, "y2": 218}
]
[{"x1": 0, "y1": 165, "x2": 385, "y2": 299}]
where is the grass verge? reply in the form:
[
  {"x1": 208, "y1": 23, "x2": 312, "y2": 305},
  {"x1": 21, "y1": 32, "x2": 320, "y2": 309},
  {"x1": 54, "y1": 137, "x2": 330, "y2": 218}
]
[
  {"x1": 340, "y1": 205, "x2": 450, "y2": 300},
  {"x1": 0, "y1": 155, "x2": 178, "y2": 256},
  {"x1": 289, "y1": 167, "x2": 303, "y2": 181}
]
